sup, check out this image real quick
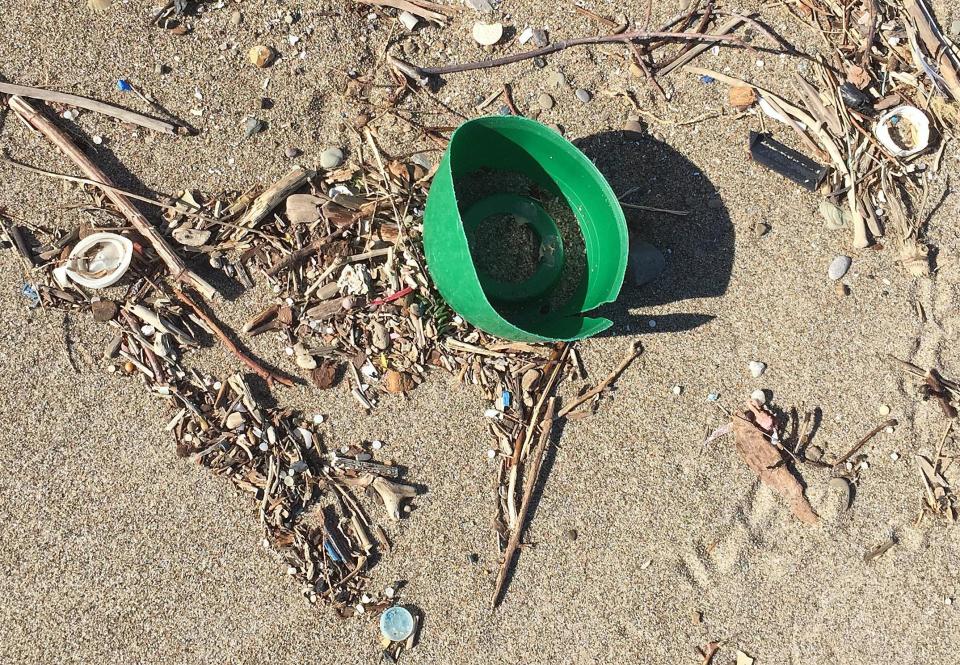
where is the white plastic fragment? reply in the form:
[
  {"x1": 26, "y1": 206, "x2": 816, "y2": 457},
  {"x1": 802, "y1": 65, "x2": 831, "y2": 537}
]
[
  {"x1": 398, "y1": 10, "x2": 419, "y2": 31},
  {"x1": 874, "y1": 105, "x2": 930, "y2": 157}
]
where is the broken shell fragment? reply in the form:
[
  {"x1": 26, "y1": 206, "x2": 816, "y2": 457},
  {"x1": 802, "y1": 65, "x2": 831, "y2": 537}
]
[
  {"x1": 225, "y1": 411, "x2": 245, "y2": 429},
  {"x1": 172, "y1": 226, "x2": 212, "y2": 247},
  {"x1": 285, "y1": 194, "x2": 324, "y2": 224},
  {"x1": 472, "y1": 22, "x2": 503, "y2": 46},
  {"x1": 874, "y1": 106, "x2": 930, "y2": 158}
]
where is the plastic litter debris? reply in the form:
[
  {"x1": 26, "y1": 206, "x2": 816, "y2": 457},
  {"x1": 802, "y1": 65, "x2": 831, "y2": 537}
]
[
  {"x1": 874, "y1": 106, "x2": 930, "y2": 157},
  {"x1": 423, "y1": 116, "x2": 627, "y2": 342},
  {"x1": 380, "y1": 606, "x2": 415, "y2": 642},
  {"x1": 117, "y1": 78, "x2": 133, "y2": 92},
  {"x1": 748, "y1": 131, "x2": 828, "y2": 191},
  {"x1": 838, "y1": 82, "x2": 872, "y2": 110},
  {"x1": 20, "y1": 282, "x2": 40, "y2": 307}
]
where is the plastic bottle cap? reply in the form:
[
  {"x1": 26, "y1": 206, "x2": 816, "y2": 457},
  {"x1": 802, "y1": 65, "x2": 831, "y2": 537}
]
[{"x1": 379, "y1": 606, "x2": 415, "y2": 642}]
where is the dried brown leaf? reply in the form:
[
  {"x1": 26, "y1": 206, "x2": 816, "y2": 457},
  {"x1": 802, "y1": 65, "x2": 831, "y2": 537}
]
[
  {"x1": 731, "y1": 411, "x2": 819, "y2": 524},
  {"x1": 311, "y1": 361, "x2": 339, "y2": 389}
]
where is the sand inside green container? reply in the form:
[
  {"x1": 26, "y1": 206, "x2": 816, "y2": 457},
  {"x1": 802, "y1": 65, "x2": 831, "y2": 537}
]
[{"x1": 457, "y1": 169, "x2": 586, "y2": 316}]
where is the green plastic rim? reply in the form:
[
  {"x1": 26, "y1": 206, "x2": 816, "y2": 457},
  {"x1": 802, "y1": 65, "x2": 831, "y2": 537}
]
[
  {"x1": 423, "y1": 116, "x2": 628, "y2": 342},
  {"x1": 461, "y1": 193, "x2": 565, "y2": 303}
]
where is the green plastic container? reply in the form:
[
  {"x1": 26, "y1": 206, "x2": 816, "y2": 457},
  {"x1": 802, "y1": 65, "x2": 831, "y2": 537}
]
[{"x1": 423, "y1": 116, "x2": 628, "y2": 342}]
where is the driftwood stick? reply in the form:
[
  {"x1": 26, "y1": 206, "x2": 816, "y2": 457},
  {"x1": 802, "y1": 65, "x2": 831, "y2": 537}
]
[
  {"x1": 0, "y1": 82, "x2": 180, "y2": 134},
  {"x1": 8, "y1": 96, "x2": 218, "y2": 299},
  {"x1": 233, "y1": 168, "x2": 311, "y2": 239},
  {"x1": 392, "y1": 30, "x2": 741, "y2": 80},
  {"x1": 174, "y1": 287, "x2": 295, "y2": 388},
  {"x1": 492, "y1": 397, "x2": 557, "y2": 609},
  {"x1": 558, "y1": 341, "x2": 643, "y2": 418}
]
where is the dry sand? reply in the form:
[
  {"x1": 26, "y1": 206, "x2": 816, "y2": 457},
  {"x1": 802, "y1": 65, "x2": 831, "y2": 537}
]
[{"x1": 2, "y1": 0, "x2": 960, "y2": 663}]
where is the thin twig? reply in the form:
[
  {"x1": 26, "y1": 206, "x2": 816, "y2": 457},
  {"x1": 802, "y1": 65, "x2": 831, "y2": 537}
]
[
  {"x1": 833, "y1": 418, "x2": 898, "y2": 469},
  {"x1": 1, "y1": 156, "x2": 215, "y2": 221},
  {"x1": 392, "y1": 30, "x2": 742, "y2": 79},
  {"x1": 174, "y1": 287, "x2": 295, "y2": 388},
  {"x1": 491, "y1": 397, "x2": 557, "y2": 609},
  {"x1": 558, "y1": 342, "x2": 643, "y2": 418},
  {"x1": 0, "y1": 81, "x2": 180, "y2": 134}
]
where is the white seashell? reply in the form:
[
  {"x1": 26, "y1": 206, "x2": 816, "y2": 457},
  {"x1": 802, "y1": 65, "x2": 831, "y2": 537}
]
[
  {"x1": 472, "y1": 22, "x2": 503, "y2": 46},
  {"x1": 749, "y1": 361, "x2": 766, "y2": 378}
]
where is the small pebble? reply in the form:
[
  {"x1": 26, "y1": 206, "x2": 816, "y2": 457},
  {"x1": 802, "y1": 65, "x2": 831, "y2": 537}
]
[
  {"x1": 885, "y1": 426, "x2": 895, "y2": 434},
  {"x1": 749, "y1": 361, "x2": 767, "y2": 378},
  {"x1": 532, "y1": 56, "x2": 547, "y2": 69},
  {"x1": 92, "y1": 135, "x2": 103, "y2": 145},
  {"x1": 384, "y1": 586, "x2": 395, "y2": 599},
  {"x1": 890, "y1": 452, "x2": 900, "y2": 461},
  {"x1": 946, "y1": 597, "x2": 954, "y2": 606},
  {"x1": 878, "y1": 404, "x2": 890, "y2": 416},
  {"x1": 229, "y1": 10, "x2": 242, "y2": 26},
  {"x1": 546, "y1": 71, "x2": 566, "y2": 88},
  {"x1": 807, "y1": 446, "x2": 824, "y2": 462},
  {"x1": 320, "y1": 147, "x2": 344, "y2": 169},
  {"x1": 828, "y1": 255, "x2": 852, "y2": 280},
  {"x1": 372, "y1": 440, "x2": 383, "y2": 450},
  {"x1": 497, "y1": 104, "x2": 512, "y2": 116},
  {"x1": 248, "y1": 44, "x2": 275, "y2": 68},
  {"x1": 624, "y1": 119, "x2": 644, "y2": 134},
  {"x1": 672, "y1": 385, "x2": 682, "y2": 395},
  {"x1": 537, "y1": 93, "x2": 554, "y2": 111},
  {"x1": 312, "y1": 413, "x2": 325, "y2": 424},
  {"x1": 951, "y1": 20, "x2": 960, "y2": 37},
  {"x1": 472, "y1": 22, "x2": 503, "y2": 46},
  {"x1": 750, "y1": 389, "x2": 766, "y2": 403},
  {"x1": 707, "y1": 392, "x2": 720, "y2": 402},
  {"x1": 575, "y1": 88, "x2": 592, "y2": 103},
  {"x1": 285, "y1": 146, "x2": 301, "y2": 159},
  {"x1": 836, "y1": 282, "x2": 851, "y2": 297},
  {"x1": 754, "y1": 222, "x2": 770, "y2": 237},
  {"x1": 564, "y1": 529, "x2": 578, "y2": 542},
  {"x1": 486, "y1": 449, "x2": 496, "y2": 459}
]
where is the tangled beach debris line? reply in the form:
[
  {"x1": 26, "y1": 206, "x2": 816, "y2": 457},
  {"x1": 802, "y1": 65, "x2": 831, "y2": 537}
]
[{"x1": 1, "y1": 87, "x2": 651, "y2": 623}]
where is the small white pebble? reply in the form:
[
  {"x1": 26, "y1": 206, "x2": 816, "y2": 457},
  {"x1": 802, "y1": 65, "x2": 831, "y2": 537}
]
[
  {"x1": 879, "y1": 404, "x2": 891, "y2": 416},
  {"x1": 92, "y1": 135, "x2": 103, "y2": 145},
  {"x1": 286, "y1": 566, "x2": 297, "y2": 575},
  {"x1": 259, "y1": 442, "x2": 269, "y2": 452},
  {"x1": 885, "y1": 426, "x2": 895, "y2": 434},
  {"x1": 484, "y1": 408, "x2": 502, "y2": 419},
  {"x1": 384, "y1": 586, "x2": 395, "y2": 599},
  {"x1": 748, "y1": 361, "x2": 767, "y2": 378},
  {"x1": 285, "y1": 297, "x2": 294, "y2": 305},
  {"x1": 312, "y1": 414, "x2": 325, "y2": 425},
  {"x1": 945, "y1": 597, "x2": 953, "y2": 605},
  {"x1": 486, "y1": 449, "x2": 496, "y2": 459},
  {"x1": 756, "y1": 59, "x2": 765, "y2": 68},
  {"x1": 890, "y1": 452, "x2": 900, "y2": 461},
  {"x1": 285, "y1": 346, "x2": 294, "y2": 355},
  {"x1": 261, "y1": 538, "x2": 270, "y2": 549},
  {"x1": 141, "y1": 324, "x2": 156, "y2": 336},
  {"x1": 212, "y1": 381, "x2": 222, "y2": 390},
  {"x1": 372, "y1": 440, "x2": 383, "y2": 450},
  {"x1": 640, "y1": 559, "x2": 652, "y2": 570},
  {"x1": 858, "y1": 460, "x2": 870, "y2": 471},
  {"x1": 672, "y1": 385, "x2": 683, "y2": 395},
  {"x1": 750, "y1": 389, "x2": 766, "y2": 403},
  {"x1": 845, "y1": 461, "x2": 854, "y2": 471},
  {"x1": 355, "y1": 603, "x2": 366, "y2": 614},
  {"x1": 361, "y1": 594, "x2": 372, "y2": 603}
]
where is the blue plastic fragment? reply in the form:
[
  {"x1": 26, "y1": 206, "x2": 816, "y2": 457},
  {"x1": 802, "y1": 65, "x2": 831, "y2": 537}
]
[
  {"x1": 501, "y1": 390, "x2": 511, "y2": 409},
  {"x1": 117, "y1": 78, "x2": 133, "y2": 92},
  {"x1": 323, "y1": 538, "x2": 342, "y2": 563},
  {"x1": 700, "y1": 75, "x2": 716, "y2": 84},
  {"x1": 20, "y1": 283, "x2": 40, "y2": 307},
  {"x1": 706, "y1": 392, "x2": 720, "y2": 402}
]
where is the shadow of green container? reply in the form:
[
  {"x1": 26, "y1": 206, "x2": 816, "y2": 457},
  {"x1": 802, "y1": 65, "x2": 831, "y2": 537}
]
[{"x1": 423, "y1": 116, "x2": 628, "y2": 342}]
